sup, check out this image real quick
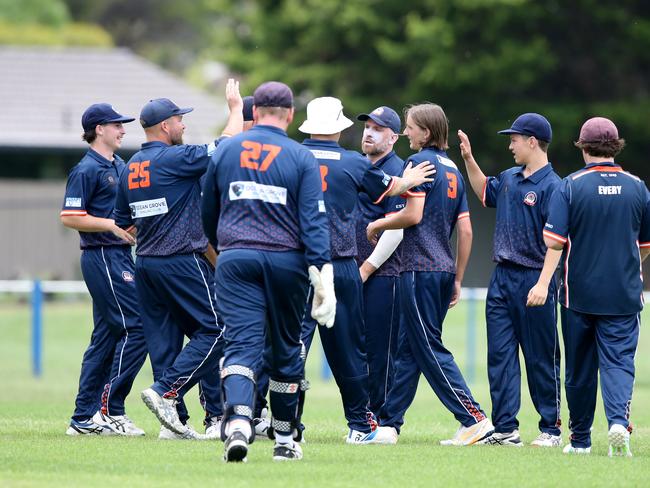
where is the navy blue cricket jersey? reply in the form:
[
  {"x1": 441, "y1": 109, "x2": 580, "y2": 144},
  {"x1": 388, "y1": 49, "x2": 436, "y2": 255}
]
[
  {"x1": 355, "y1": 151, "x2": 406, "y2": 276},
  {"x1": 114, "y1": 140, "x2": 221, "y2": 256},
  {"x1": 544, "y1": 162, "x2": 650, "y2": 315},
  {"x1": 401, "y1": 147, "x2": 470, "y2": 273},
  {"x1": 201, "y1": 125, "x2": 331, "y2": 267},
  {"x1": 61, "y1": 148, "x2": 128, "y2": 249},
  {"x1": 302, "y1": 139, "x2": 396, "y2": 259},
  {"x1": 483, "y1": 163, "x2": 561, "y2": 268}
]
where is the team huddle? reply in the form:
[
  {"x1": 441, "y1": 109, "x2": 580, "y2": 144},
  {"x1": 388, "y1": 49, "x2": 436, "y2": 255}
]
[{"x1": 60, "y1": 79, "x2": 650, "y2": 462}]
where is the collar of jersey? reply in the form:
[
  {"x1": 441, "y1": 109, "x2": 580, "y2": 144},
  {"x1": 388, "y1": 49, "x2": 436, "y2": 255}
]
[
  {"x1": 374, "y1": 150, "x2": 397, "y2": 167},
  {"x1": 87, "y1": 148, "x2": 116, "y2": 167},
  {"x1": 302, "y1": 138, "x2": 340, "y2": 148},
  {"x1": 252, "y1": 125, "x2": 288, "y2": 136},
  {"x1": 584, "y1": 161, "x2": 618, "y2": 169},
  {"x1": 515, "y1": 162, "x2": 554, "y2": 184},
  {"x1": 141, "y1": 141, "x2": 170, "y2": 149}
]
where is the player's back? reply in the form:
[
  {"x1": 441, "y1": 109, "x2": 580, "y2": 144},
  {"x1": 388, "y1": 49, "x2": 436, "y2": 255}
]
[
  {"x1": 211, "y1": 125, "x2": 326, "y2": 254},
  {"x1": 402, "y1": 147, "x2": 470, "y2": 273},
  {"x1": 302, "y1": 139, "x2": 372, "y2": 258},
  {"x1": 116, "y1": 141, "x2": 209, "y2": 256},
  {"x1": 561, "y1": 163, "x2": 648, "y2": 312}
]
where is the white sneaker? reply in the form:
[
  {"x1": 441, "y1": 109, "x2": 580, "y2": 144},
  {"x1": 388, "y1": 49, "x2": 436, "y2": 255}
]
[
  {"x1": 273, "y1": 440, "x2": 303, "y2": 461},
  {"x1": 345, "y1": 428, "x2": 379, "y2": 444},
  {"x1": 92, "y1": 411, "x2": 129, "y2": 436},
  {"x1": 563, "y1": 443, "x2": 591, "y2": 454},
  {"x1": 223, "y1": 430, "x2": 249, "y2": 463},
  {"x1": 367, "y1": 426, "x2": 399, "y2": 445},
  {"x1": 441, "y1": 418, "x2": 495, "y2": 446},
  {"x1": 141, "y1": 388, "x2": 188, "y2": 436},
  {"x1": 608, "y1": 424, "x2": 632, "y2": 457},
  {"x1": 476, "y1": 429, "x2": 523, "y2": 447},
  {"x1": 66, "y1": 418, "x2": 108, "y2": 436},
  {"x1": 531, "y1": 432, "x2": 562, "y2": 447},
  {"x1": 159, "y1": 424, "x2": 206, "y2": 440},
  {"x1": 254, "y1": 408, "x2": 271, "y2": 439},
  {"x1": 204, "y1": 416, "x2": 222, "y2": 440}
]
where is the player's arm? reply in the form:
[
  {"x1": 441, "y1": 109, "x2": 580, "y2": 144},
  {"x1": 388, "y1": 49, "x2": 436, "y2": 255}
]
[
  {"x1": 457, "y1": 130, "x2": 488, "y2": 201},
  {"x1": 359, "y1": 228, "x2": 403, "y2": 282},
  {"x1": 366, "y1": 196, "x2": 425, "y2": 245},
  {"x1": 450, "y1": 215, "x2": 472, "y2": 308},
  {"x1": 526, "y1": 247, "x2": 563, "y2": 307},
  {"x1": 220, "y1": 78, "x2": 244, "y2": 138},
  {"x1": 60, "y1": 213, "x2": 135, "y2": 245},
  {"x1": 200, "y1": 160, "x2": 220, "y2": 249},
  {"x1": 382, "y1": 162, "x2": 436, "y2": 199}
]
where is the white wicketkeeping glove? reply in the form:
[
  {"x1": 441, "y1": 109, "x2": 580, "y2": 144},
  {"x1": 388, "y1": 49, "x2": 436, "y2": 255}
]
[{"x1": 308, "y1": 263, "x2": 336, "y2": 328}]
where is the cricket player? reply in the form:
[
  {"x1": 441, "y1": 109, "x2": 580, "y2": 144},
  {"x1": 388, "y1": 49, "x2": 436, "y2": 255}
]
[
  {"x1": 529, "y1": 117, "x2": 650, "y2": 456},
  {"x1": 61, "y1": 103, "x2": 148, "y2": 436},
  {"x1": 458, "y1": 113, "x2": 562, "y2": 447},
  {"x1": 114, "y1": 79, "x2": 244, "y2": 440},
  {"x1": 368, "y1": 103, "x2": 493, "y2": 446},
  {"x1": 355, "y1": 106, "x2": 405, "y2": 415},
  {"x1": 299, "y1": 97, "x2": 436, "y2": 444},
  {"x1": 201, "y1": 81, "x2": 335, "y2": 462}
]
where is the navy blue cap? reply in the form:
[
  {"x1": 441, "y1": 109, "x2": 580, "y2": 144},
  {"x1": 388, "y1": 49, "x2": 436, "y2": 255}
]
[
  {"x1": 498, "y1": 113, "x2": 552, "y2": 143},
  {"x1": 253, "y1": 81, "x2": 293, "y2": 108},
  {"x1": 81, "y1": 103, "x2": 135, "y2": 132},
  {"x1": 139, "y1": 98, "x2": 193, "y2": 128},
  {"x1": 242, "y1": 96, "x2": 254, "y2": 121},
  {"x1": 357, "y1": 106, "x2": 401, "y2": 134}
]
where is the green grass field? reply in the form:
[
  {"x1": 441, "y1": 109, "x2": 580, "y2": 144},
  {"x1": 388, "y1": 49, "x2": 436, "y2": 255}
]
[{"x1": 1, "y1": 300, "x2": 649, "y2": 487}]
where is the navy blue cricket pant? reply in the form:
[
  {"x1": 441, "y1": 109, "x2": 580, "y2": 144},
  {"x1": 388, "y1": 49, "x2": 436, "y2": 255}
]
[
  {"x1": 379, "y1": 271, "x2": 487, "y2": 432},
  {"x1": 135, "y1": 253, "x2": 223, "y2": 424},
  {"x1": 216, "y1": 249, "x2": 308, "y2": 436},
  {"x1": 562, "y1": 307, "x2": 639, "y2": 448},
  {"x1": 302, "y1": 258, "x2": 372, "y2": 433},
  {"x1": 486, "y1": 262, "x2": 561, "y2": 435},
  {"x1": 72, "y1": 246, "x2": 147, "y2": 421},
  {"x1": 363, "y1": 274, "x2": 400, "y2": 414}
]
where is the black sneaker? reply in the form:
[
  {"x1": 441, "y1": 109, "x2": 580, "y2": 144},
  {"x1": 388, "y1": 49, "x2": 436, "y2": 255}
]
[
  {"x1": 273, "y1": 441, "x2": 303, "y2": 461},
  {"x1": 223, "y1": 431, "x2": 248, "y2": 462}
]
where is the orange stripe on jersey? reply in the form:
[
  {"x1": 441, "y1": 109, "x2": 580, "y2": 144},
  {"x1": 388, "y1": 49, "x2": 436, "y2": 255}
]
[
  {"x1": 372, "y1": 177, "x2": 396, "y2": 205},
  {"x1": 640, "y1": 242, "x2": 650, "y2": 249},
  {"x1": 543, "y1": 229, "x2": 567, "y2": 244},
  {"x1": 457, "y1": 211, "x2": 470, "y2": 221},
  {"x1": 60, "y1": 210, "x2": 87, "y2": 216},
  {"x1": 400, "y1": 190, "x2": 426, "y2": 198},
  {"x1": 571, "y1": 166, "x2": 623, "y2": 180}
]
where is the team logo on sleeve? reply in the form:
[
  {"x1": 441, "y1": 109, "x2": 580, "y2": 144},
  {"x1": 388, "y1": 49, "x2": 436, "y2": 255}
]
[
  {"x1": 382, "y1": 173, "x2": 392, "y2": 187},
  {"x1": 65, "y1": 197, "x2": 82, "y2": 207},
  {"x1": 523, "y1": 191, "x2": 537, "y2": 206},
  {"x1": 122, "y1": 271, "x2": 134, "y2": 282}
]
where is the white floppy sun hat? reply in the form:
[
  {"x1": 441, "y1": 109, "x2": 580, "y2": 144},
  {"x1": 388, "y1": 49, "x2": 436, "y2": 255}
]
[{"x1": 298, "y1": 97, "x2": 354, "y2": 135}]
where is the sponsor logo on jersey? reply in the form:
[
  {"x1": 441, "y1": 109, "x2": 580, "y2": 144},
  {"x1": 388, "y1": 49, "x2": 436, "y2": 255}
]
[
  {"x1": 318, "y1": 200, "x2": 326, "y2": 213},
  {"x1": 107, "y1": 175, "x2": 116, "y2": 185},
  {"x1": 65, "y1": 197, "x2": 82, "y2": 207},
  {"x1": 437, "y1": 156, "x2": 458, "y2": 169},
  {"x1": 129, "y1": 197, "x2": 169, "y2": 218},
  {"x1": 310, "y1": 149, "x2": 341, "y2": 160},
  {"x1": 523, "y1": 191, "x2": 537, "y2": 206},
  {"x1": 228, "y1": 181, "x2": 287, "y2": 205},
  {"x1": 122, "y1": 271, "x2": 134, "y2": 282},
  {"x1": 382, "y1": 173, "x2": 392, "y2": 186}
]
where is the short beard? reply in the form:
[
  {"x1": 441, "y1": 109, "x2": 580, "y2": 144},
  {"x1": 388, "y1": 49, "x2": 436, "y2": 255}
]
[
  {"x1": 364, "y1": 140, "x2": 390, "y2": 157},
  {"x1": 170, "y1": 133, "x2": 184, "y2": 146}
]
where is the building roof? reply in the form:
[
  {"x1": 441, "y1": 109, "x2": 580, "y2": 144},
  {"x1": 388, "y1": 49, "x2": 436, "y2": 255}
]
[{"x1": 0, "y1": 46, "x2": 227, "y2": 150}]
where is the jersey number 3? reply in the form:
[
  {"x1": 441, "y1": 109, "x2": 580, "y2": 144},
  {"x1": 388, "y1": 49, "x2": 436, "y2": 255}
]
[
  {"x1": 240, "y1": 141, "x2": 282, "y2": 171},
  {"x1": 128, "y1": 161, "x2": 150, "y2": 189},
  {"x1": 446, "y1": 172, "x2": 457, "y2": 199}
]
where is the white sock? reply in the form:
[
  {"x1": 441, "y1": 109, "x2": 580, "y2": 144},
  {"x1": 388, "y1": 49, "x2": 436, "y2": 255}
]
[
  {"x1": 225, "y1": 419, "x2": 252, "y2": 439},
  {"x1": 275, "y1": 432, "x2": 293, "y2": 445}
]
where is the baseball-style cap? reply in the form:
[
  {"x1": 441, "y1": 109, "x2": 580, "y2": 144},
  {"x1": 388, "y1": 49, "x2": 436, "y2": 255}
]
[
  {"x1": 253, "y1": 81, "x2": 293, "y2": 108},
  {"x1": 139, "y1": 98, "x2": 193, "y2": 128},
  {"x1": 298, "y1": 97, "x2": 354, "y2": 135},
  {"x1": 242, "y1": 96, "x2": 254, "y2": 121},
  {"x1": 498, "y1": 113, "x2": 552, "y2": 143},
  {"x1": 578, "y1": 117, "x2": 619, "y2": 143},
  {"x1": 81, "y1": 103, "x2": 135, "y2": 132},
  {"x1": 357, "y1": 106, "x2": 401, "y2": 134}
]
